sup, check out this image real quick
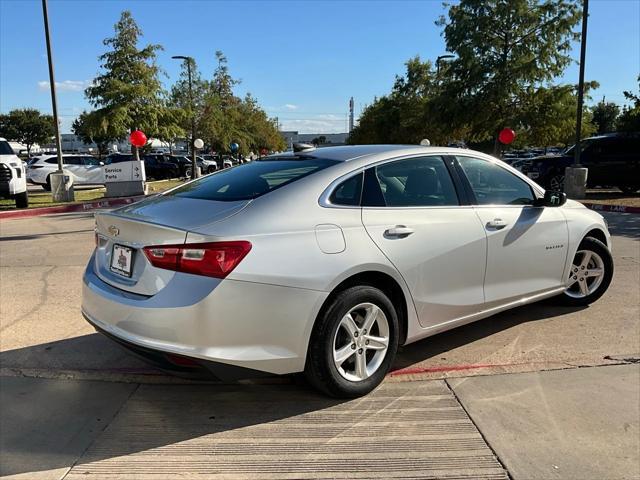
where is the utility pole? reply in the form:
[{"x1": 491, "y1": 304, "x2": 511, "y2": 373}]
[
  {"x1": 565, "y1": 0, "x2": 589, "y2": 198},
  {"x1": 348, "y1": 97, "x2": 354, "y2": 134},
  {"x1": 41, "y1": 0, "x2": 73, "y2": 201}
]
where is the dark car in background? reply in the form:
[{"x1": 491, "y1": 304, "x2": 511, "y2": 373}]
[{"x1": 519, "y1": 133, "x2": 640, "y2": 193}]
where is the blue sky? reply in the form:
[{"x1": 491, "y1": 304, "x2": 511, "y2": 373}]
[{"x1": 1, "y1": 0, "x2": 638, "y2": 134}]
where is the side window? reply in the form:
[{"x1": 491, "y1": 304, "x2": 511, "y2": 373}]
[
  {"x1": 45, "y1": 158, "x2": 58, "y2": 164},
  {"x1": 363, "y1": 156, "x2": 458, "y2": 207},
  {"x1": 83, "y1": 156, "x2": 100, "y2": 166},
  {"x1": 457, "y1": 156, "x2": 535, "y2": 206},
  {"x1": 63, "y1": 156, "x2": 81, "y2": 165},
  {"x1": 329, "y1": 172, "x2": 363, "y2": 206}
]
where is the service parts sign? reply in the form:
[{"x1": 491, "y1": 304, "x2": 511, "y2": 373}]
[{"x1": 103, "y1": 160, "x2": 146, "y2": 183}]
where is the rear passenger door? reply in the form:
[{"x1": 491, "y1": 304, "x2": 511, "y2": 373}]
[
  {"x1": 455, "y1": 155, "x2": 568, "y2": 306},
  {"x1": 360, "y1": 155, "x2": 487, "y2": 328}
]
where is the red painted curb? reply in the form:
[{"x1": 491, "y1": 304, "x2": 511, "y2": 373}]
[
  {"x1": 582, "y1": 202, "x2": 640, "y2": 214},
  {"x1": 0, "y1": 195, "x2": 146, "y2": 220}
]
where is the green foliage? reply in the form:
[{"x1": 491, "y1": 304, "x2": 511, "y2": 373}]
[
  {"x1": 591, "y1": 101, "x2": 620, "y2": 134},
  {"x1": 0, "y1": 108, "x2": 55, "y2": 155},
  {"x1": 71, "y1": 110, "x2": 114, "y2": 157},
  {"x1": 351, "y1": 0, "x2": 590, "y2": 150},
  {"x1": 617, "y1": 76, "x2": 640, "y2": 132},
  {"x1": 84, "y1": 10, "x2": 165, "y2": 139}
]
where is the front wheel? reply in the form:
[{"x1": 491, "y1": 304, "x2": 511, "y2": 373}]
[
  {"x1": 547, "y1": 172, "x2": 565, "y2": 191},
  {"x1": 557, "y1": 237, "x2": 613, "y2": 306},
  {"x1": 305, "y1": 286, "x2": 399, "y2": 398}
]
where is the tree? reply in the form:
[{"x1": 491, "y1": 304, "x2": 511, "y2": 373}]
[
  {"x1": 437, "y1": 0, "x2": 582, "y2": 150},
  {"x1": 0, "y1": 109, "x2": 54, "y2": 156},
  {"x1": 617, "y1": 76, "x2": 640, "y2": 132},
  {"x1": 591, "y1": 100, "x2": 620, "y2": 134},
  {"x1": 72, "y1": 110, "x2": 114, "y2": 157},
  {"x1": 84, "y1": 10, "x2": 166, "y2": 157},
  {"x1": 193, "y1": 51, "x2": 285, "y2": 154}
]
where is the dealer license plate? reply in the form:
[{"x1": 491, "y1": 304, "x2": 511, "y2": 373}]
[{"x1": 110, "y1": 244, "x2": 134, "y2": 277}]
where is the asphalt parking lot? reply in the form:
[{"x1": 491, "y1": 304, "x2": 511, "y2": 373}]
[{"x1": 1, "y1": 210, "x2": 638, "y2": 479}]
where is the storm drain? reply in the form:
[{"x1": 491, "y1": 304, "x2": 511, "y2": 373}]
[{"x1": 65, "y1": 380, "x2": 508, "y2": 479}]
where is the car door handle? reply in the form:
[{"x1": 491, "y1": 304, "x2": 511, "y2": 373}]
[
  {"x1": 384, "y1": 226, "x2": 414, "y2": 237},
  {"x1": 486, "y1": 218, "x2": 508, "y2": 230}
]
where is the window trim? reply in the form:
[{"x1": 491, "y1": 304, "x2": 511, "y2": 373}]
[
  {"x1": 453, "y1": 154, "x2": 544, "y2": 207},
  {"x1": 319, "y1": 154, "x2": 468, "y2": 210}
]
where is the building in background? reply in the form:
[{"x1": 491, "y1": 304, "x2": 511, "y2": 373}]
[{"x1": 280, "y1": 131, "x2": 349, "y2": 150}]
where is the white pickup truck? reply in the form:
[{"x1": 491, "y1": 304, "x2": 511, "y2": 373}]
[{"x1": 0, "y1": 138, "x2": 28, "y2": 208}]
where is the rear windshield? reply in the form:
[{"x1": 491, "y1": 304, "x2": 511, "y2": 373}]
[{"x1": 168, "y1": 158, "x2": 338, "y2": 201}]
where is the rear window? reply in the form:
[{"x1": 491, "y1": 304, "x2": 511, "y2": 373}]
[{"x1": 168, "y1": 158, "x2": 338, "y2": 201}]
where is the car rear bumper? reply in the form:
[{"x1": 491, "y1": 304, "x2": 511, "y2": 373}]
[{"x1": 81, "y1": 252, "x2": 327, "y2": 376}]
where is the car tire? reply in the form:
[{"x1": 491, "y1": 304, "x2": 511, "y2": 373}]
[
  {"x1": 15, "y1": 191, "x2": 28, "y2": 208},
  {"x1": 546, "y1": 172, "x2": 565, "y2": 191},
  {"x1": 305, "y1": 285, "x2": 399, "y2": 398},
  {"x1": 556, "y1": 237, "x2": 613, "y2": 307},
  {"x1": 43, "y1": 175, "x2": 52, "y2": 192},
  {"x1": 618, "y1": 185, "x2": 639, "y2": 194},
  {"x1": 208, "y1": 166, "x2": 216, "y2": 174}
]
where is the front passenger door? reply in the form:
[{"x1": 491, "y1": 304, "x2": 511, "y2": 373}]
[{"x1": 456, "y1": 156, "x2": 568, "y2": 306}]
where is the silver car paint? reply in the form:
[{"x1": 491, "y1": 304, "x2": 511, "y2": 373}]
[{"x1": 82, "y1": 145, "x2": 610, "y2": 375}]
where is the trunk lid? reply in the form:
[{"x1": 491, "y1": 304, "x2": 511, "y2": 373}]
[{"x1": 94, "y1": 195, "x2": 250, "y2": 295}]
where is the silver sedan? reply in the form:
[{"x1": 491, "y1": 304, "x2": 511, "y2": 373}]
[{"x1": 82, "y1": 144, "x2": 613, "y2": 397}]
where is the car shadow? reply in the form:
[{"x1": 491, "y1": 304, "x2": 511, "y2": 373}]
[{"x1": 0, "y1": 297, "x2": 587, "y2": 477}]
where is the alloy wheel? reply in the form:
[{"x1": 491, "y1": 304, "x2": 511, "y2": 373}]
[
  {"x1": 565, "y1": 249, "x2": 605, "y2": 298},
  {"x1": 332, "y1": 302, "x2": 390, "y2": 382}
]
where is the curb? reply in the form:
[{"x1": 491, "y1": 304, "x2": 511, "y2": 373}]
[
  {"x1": 0, "y1": 195, "x2": 146, "y2": 220},
  {"x1": 582, "y1": 202, "x2": 640, "y2": 214}
]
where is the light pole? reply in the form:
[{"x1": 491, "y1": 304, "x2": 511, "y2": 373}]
[
  {"x1": 41, "y1": 0, "x2": 73, "y2": 201},
  {"x1": 436, "y1": 54, "x2": 455, "y2": 77},
  {"x1": 565, "y1": 0, "x2": 589, "y2": 198},
  {"x1": 172, "y1": 55, "x2": 198, "y2": 179}
]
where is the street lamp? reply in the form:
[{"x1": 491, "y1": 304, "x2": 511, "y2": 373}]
[
  {"x1": 436, "y1": 54, "x2": 455, "y2": 76},
  {"x1": 41, "y1": 0, "x2": 73, "y2": 202},
  {"x1": 171, "y1": 55, "x2": 198, "y2": 180}
]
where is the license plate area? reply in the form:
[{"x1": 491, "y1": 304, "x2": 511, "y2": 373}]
[{"x1": 110, "y1": 244, "x2": 134, "y2": 277}]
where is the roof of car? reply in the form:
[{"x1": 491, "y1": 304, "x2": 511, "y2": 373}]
[{"x1": 268, "y1": 144, "x2": 480, "y2": 162}]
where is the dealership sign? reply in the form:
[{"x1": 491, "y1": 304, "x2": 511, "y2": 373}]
[{"x1": 103, "y1": 161, "x2": 146, "y2": 183}]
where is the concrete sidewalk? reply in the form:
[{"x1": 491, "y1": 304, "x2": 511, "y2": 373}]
[{"x1": 1, "y1": 364, "x2": 638, "y2": 479}]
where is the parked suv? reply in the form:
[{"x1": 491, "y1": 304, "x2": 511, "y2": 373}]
[
  {"x1": 106, "y1": 154, "x2": 179, "y2": 180},
  {"x1": 28, "y1": 154, "x2": 104, "y2": 190},
  {"x1": 0, "y1": 138, "x2": 28, "y2": 208},
  {"x1": 519, "y1": 133, "x2": 640, "y2": 193}
]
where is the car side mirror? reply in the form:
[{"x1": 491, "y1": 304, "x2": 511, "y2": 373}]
[{"x1": 535, "y1": 190, "x2": 567, "y2": 207}]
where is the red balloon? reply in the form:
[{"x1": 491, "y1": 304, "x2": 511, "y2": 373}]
[
  {"x1": 498, "y1": 128, "x2": 516, "y2": 145},
  {"x1": 129, "y1": 130, "x2": 147, "y2": 147}
]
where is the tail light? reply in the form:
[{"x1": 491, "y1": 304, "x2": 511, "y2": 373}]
[{"x1": 143, "y1": 241, "x2": 251, "y2": 279}]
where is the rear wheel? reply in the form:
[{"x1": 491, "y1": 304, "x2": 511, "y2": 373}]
[
  {"x1": 207, "y1": 166, "x2": 216, "y2": 174},
  {"x1": 557, "y1": 237, "x2": 613, "y2": 306},
  {"x1": 15, "y1": 191, "x2": 28, "y2": 208},
  {"x1": 43, "y1": 175, "x2": 52, "y2": 191},
  {"x1": 305, "y1": 286, "x2": 398, "y2": 398}
]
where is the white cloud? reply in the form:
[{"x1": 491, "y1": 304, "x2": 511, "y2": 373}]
[
  {"x1": 37, "y1": 80, "x2": 89, "y2": 92},
  {"x1": 280, "y1": 118, "x2": 346, "y2": 134},
  {"x1": 284, "y1": 104, "x2": 298, "y2": 110}
]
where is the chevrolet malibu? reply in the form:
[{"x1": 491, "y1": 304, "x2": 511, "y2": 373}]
[{"x1": 82, "y1": 145, "x2": 613, "y2": 397}]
